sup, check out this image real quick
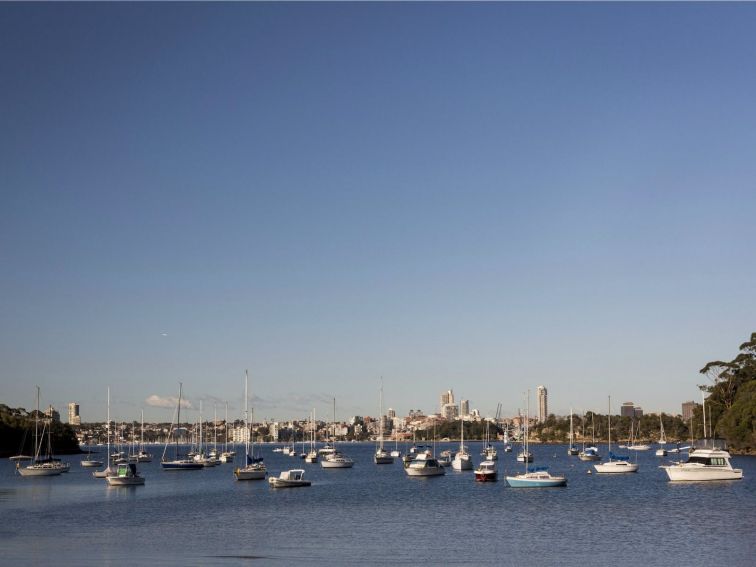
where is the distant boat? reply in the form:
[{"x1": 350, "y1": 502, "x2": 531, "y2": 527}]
[
  {"x1": 578, "y1": 412, "x2": 601, "y2": 462},
  {"x1": 516, "y1": 450, "x2": 533, "y2": 463},
  {"x1": 94, "y1": 388, "x2": 116, "y2": 478},
  {"x1": 506, "y1": 391, "x2": 567, "y2": 488},
  {"x1": 594, "y1": 396, "x2": 638, "y2": 474},
  {"x1": 567, "y1": 408, "x2": 579, "y2": 455},
  {"x1": 161, "y1": 383, "x2": 203, "y2": 470},
  {"x1": 320, "y1": 398, "x2": 354, "y2": 469},
  {"x1": 474, "y1": 459, "x2": 497, "y2": 482},
  {"x1": 106, "y1": 462, "x2": 145, "y2": 486},
  {"x1": 438, "y1": 449, "x2": 453, "y2": 467},
  {"x1": 656, "y1": 413, "x2": 668, "y2": 457},
  {"x1": 374, "y1": 381, "x2": 394, "y2": 465},
  {"x1": 451, "y1": 406, "x2": 473, "y2": 471},
  {"x1": 404, "y1": 451, "x2": 445, "y2": 477},
  {"x1": 17, "y1": 386, "x2": 65, "y2": 477},
  {"x1": 234, "y1": 370, "x2": 267, "y2": 481},
  {"x1": 268, "y1": 469, "x2": 311, "y2": 488},
  {"x1": 305, "y1": 409, "x2": 318, "y2": 463}
]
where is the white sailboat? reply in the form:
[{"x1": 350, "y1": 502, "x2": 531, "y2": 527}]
[
  {"x1": 220, "y1": 402, "x2": 236, "y2": 463},
  {"x1": 305, "y1": 409, "x2": 318, "y2": 463},
  {"x1": 374, "y1": 381, "x2": 393, "y2": 464},
  {"x1": 452, "y1": 402, "x2": 473, "y2": 471},
  {"x1": 655, "y1": 413, "x2": 668, "y2": 457},
  {"x1": 594, "y1": 396, "x2": 639, "y2": 473},
  {"x1": 578, "y1": 411, "x2": 601, "y2": 461},
  {"x1": 235, "y1": 370, "x2": 267, "y2": 480},
  {"x1": 321, "y1": 398, "x2": 354, "y2": 468},
  {"x1": 567, "y1": 408, "x2": 579, "y2": 455},
  {"x1": 506, "y1": 390, "x2": 567, "y2": 488},
  {"x1": 17, "y1": 387, "x2": 64, "y2": 477},
  {"x1": 93, "y1": 388, "x2": 116, "y2": 477}
]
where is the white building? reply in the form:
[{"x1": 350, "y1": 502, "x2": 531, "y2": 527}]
[
  {"x1": 68, "y1": 402, "x2": 81, "y2": 426},
  {"x1": 536, "y1": 385, "x2": 548, "y2": 423}
]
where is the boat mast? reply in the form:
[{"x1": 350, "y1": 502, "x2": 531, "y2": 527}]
[
  {"x1": 33, "y1": 386, "x2": 40, "y2": 462},
  {"x1": 701, "y1": 390, "x2": 707, "y2": 443},
  {"x1": 569, "y1": 408, "x2": 574, "y2": 447},
  {"x1": 244, "y1": 370, "x2": 249, "y2": 461},
  {"x1": 176, "y1": 382, "x2": 182, "y2": 459},
  {"x1": 607, "y1": 396, "x2": 611, "y2": 456},
  {"x1": 107, "y1": 387, "x2": 111, "y2": 465},
  {"x1": 524, "y1": 390, "x2": 529, "y2": 473},
  {"x1": 378, "y1": 380, "x2": 384, "y2": 451}
]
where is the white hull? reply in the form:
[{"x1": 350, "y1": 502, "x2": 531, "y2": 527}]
[
  {"x1": 234, "y1": 466, "x2": 267, "y2": 480},
  {"x1": 405, "y1": 465, "x2": 445, "y2": 477},
  {"x1": 452, "y1": 456, "x2": 473, "y2": 470},
  {"x1": 663, "y1": 465, "x2": 743, "y2": 481},
  {"x1": 320, "y1": 458, "x2": 354, "y2": 468},
  {"x1": 80, "y1": 460, "x2": 103, "y2": 468},
  {"x1": 106, "y1": 476, "x2": 145, "y2": 486},
  {"x1": 17, "y1": 464, "x2": 62, "y2": 477},
  {"x1": 93, "y1": 467, "x2": 115, "y2": 478},
  {"x1": 594, "y1": 461, "x2": 639, "y2": 473}
]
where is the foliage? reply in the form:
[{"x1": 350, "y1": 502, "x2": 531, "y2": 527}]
[
  {"x1": 698, "y1": 332, "x2": 756, "y2": 451},
  {"x1": 0, "y1": 404, "x2": 80, "y2": 457}
]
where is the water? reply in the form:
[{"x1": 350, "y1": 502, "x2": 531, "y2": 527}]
[{"x1": 2, "y1": 443, "x2": 754, "y2": 566}]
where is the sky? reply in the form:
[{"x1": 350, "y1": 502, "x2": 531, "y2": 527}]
[{"x1": 1, "y1": 3, "x2": 755, "y2": 424}]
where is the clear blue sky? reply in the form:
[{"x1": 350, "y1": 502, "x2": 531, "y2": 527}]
[{"x1": 2, "y1": 3, "x2": 755, "y2": 423}]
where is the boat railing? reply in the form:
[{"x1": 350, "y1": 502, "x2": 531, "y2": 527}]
[{"x1": 691, "y1": 438, "x2": 727, "y2": 451}]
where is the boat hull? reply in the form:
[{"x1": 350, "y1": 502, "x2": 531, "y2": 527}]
[
  {"x1": 662, "y1": 465, "x2": 743, "y2": 482},
  {"x1": 320, "y1": 459, "x2": 354, "y2": 468},
  {"x1": 234, "y1": 467, "x2": 266, "y2": 480},
  {"x1": 405, "y1": 467, "x2": 445, "y2": 477},
  {"x1": 451, "y1": 457, "x2": 473, "y2": 471},
  {"x1": 374, "y1": 455, "x2": 394, "y2": 464},
  {"x1": 80, "y1": 460, "x2": 104, "y2": 468},
  {"x1": 17, "y1": 464, "x2": 63, "y2": 477},
  {"x1": 474, "y1": 471, "x2": 497, "y2": 482},
  {"x1": 594, "y1": 461, "x2": 639, "y2": 473},
  {"x1": 578, "y1": 453, "x2": 601, "y2": 461},
  {"x1": 506, "y1": 474, "x2": 566, "y2": 487},
  {"x1": 106, "y1": 476, "x2": 145, "y2": 486}
]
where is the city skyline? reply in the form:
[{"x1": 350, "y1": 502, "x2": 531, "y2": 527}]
[{"x1": 2, "y1": 4, "x2": 755, "y2": 422}]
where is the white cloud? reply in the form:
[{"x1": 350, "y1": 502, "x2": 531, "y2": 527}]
[{"x1": 145, "y1": 395, "x2": 192, "y2": 410}]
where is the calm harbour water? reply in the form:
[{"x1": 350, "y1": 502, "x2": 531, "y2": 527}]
[{"x1": 1, "y1": 442, "x2": 754, "y2": 566}]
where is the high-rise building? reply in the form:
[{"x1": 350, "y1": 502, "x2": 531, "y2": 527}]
[
  {"x1": 68, "y1": 402, "x2": 81, "y2": 426},
  {"x1": 621, "y1": 402, "x2": 636, "y2": 418},
  {"x1": 387, "y1": 407, "x2": 396, "y2": 420},
  {"x1": 536, "y1": 386, "x2": 548, "y2": 423},
  {"x1": 460, "y1": 399, "x2": 470, "y2": 417},
  {"x1": 681, "y1": 401, "x2": 697, "y2": 422},
  {"x1": 440, "y1": 389, "x2": 454, "y2": 412},
  {"x1": 442, "y1": 403, "x2": 459, "y2": 420}
]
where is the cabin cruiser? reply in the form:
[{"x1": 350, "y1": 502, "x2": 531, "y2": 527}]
[
  {"x1": 660, "y1": 441, "x2": 742, "y2": 481},
  {"x1": 578, "y1": 446, "x2": 601, "y2": 461},
  {"x1": 404, "y1": 452, "x2": 445, "y2": 477},
  {"x1": 106, "y1": 463, "x2": 145, "y2": 486},
  {"x1": 268, "y1": 469, "x2": 311, "y2": 488},
  {"x1": 320, "y1": 451, "x2": 354, "y2": 468},
  {"x1": 506, "y1": 466, "x2": 567, "y2": 487},
  {"x1": 474, "y1": 460, "x2": 497, "y2": 482}
]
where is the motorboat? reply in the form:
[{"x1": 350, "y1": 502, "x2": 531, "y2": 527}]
[
  {"x1": 106, "y1": 463, "x2": 145, "y2": 486},
  {"x1": 268, "y1": 469, "x2": 311, "y2": 488},
  {"x1": 404, "y1": 452, "x2": 445, "y2": 477},
  {"x1": 578, "y1": 446, "x2": 601, "y2": 462},
  {"x1": 660, "y1": 441, "x2": 743, "y2": 482},
  {"x1": 474, "y1": 460, "x2": 497, "y2": 482},
  {"x1": 506, "y1": 466, "x2": 567, "y2": 488},
  {"x1": 320, "y1": 451, "x2": 354, "y2": 468}
]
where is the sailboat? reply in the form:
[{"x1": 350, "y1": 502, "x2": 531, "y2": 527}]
[
  {"x1": 17, "y1": 387, "x2": 64, "y2": 477},
  {"x1": 578, "y1": 411, "x2": 601, "y2": 461},
  {"x1": 594, "y1": 396, "x2": 639, "y2": 473},
  {"x1": 567, "y1": 408, "x2": 579, "y2": 455},
  {"x1": 234, "y1": 370, "x2": 267, "y2": 480},
  {"x1": 655, "y1": 413, "x2": 668, "y2": 457},
  {"x1": 452, "y1": 404, "x2": 473, "y2": 471},
  {"x1": 481, "y1": 405, "x2": 499, "y2": 461},
  {"x1": 321, "y1": 398, "x2": 354, "y2": 468},
  {"x1": 627, "y1": 419, "x2": 650, "y2": 451},
  {"x1": 374, "y1": 381, "x2": 394, "y2": 464},
  {"x1": 506, "y1": 390, "x2": 567, "y2": 487},
  {"x1": 161, "y1": 383, "x2": 203, "y2": 470},
  {"x1": 220, "y1": 402, "x2": 236, "y2": 463},
  {"x1": 93, "y1": 388, "x2": 116, "y2": 477},
  {"x1": 305, "y1": 409, "x2": 318, "y2": 463},
  {"x1": 135, "y1": 410, "x2": 153, "y2": 462}
]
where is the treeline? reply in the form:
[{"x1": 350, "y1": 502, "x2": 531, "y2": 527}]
[
  {"x1": 0, "y1": 404, "x2": 81, "y2": 457},
  {"x1": 696, "y1": 332, "x2": 756, "y2": 451}
]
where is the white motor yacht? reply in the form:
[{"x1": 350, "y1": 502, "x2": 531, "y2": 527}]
[
  {"x1": 661, "y1": 442, "x2": 742, "y2": 481},
  {"x1": 320, "y1": 451, "x2": 354, "y2": 468},
  {"x1": 404, "y1": 452, "x2": 445, "y2": 477}
]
